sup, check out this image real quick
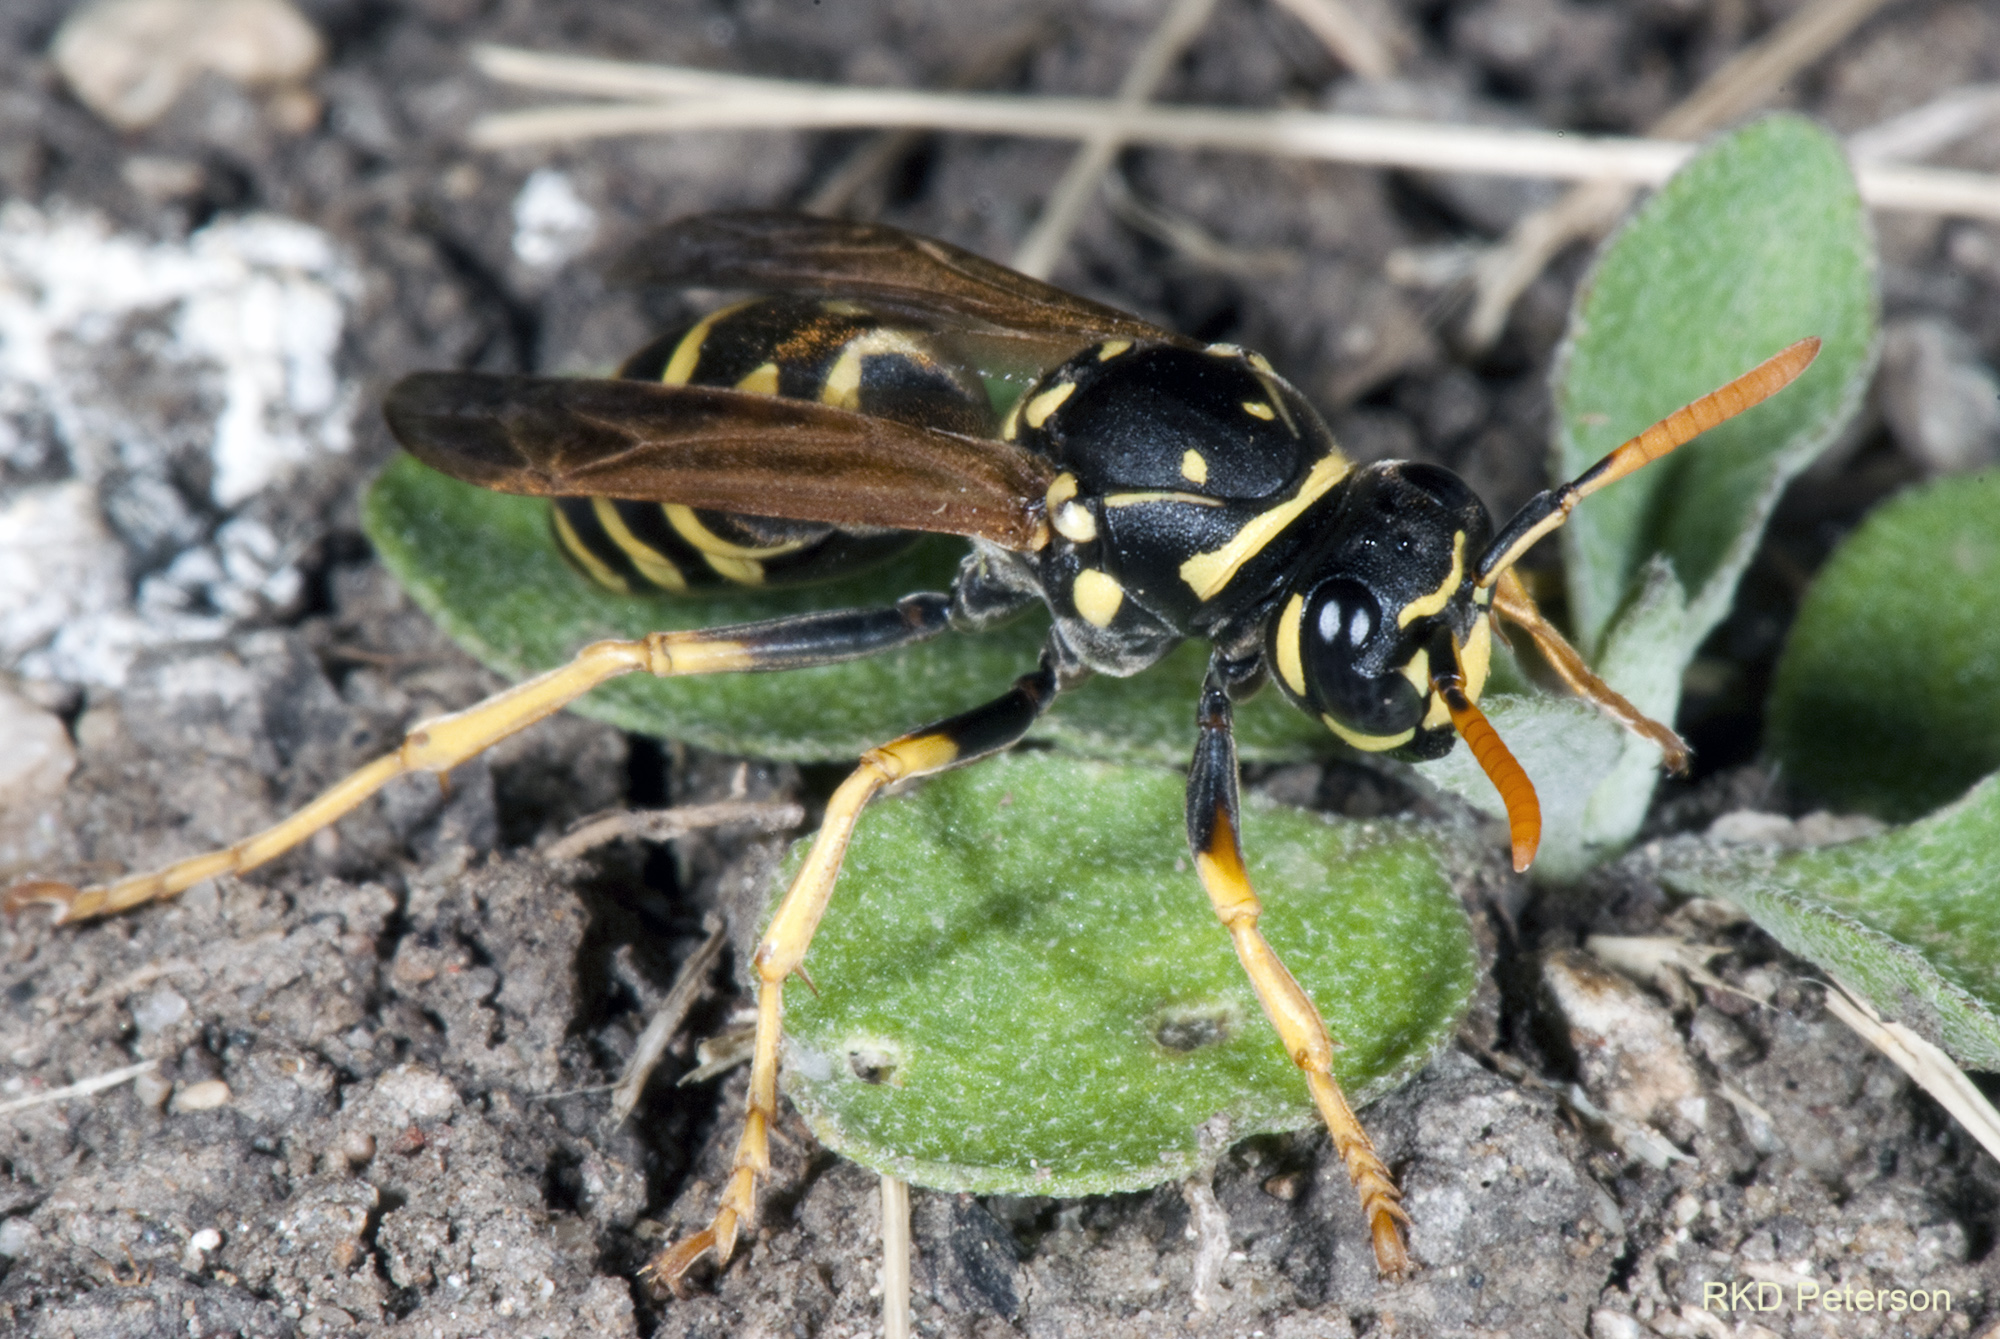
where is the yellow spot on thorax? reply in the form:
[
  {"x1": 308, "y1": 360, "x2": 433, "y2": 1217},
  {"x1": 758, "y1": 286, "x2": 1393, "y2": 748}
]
[
  {"x1": 1241, "y1": 400, "x2": 1275, "y2": 421},
  {"x1": 1072, "y1": 569, "x2": 1125, "y2": 628},
  {"x1": 1178, "y1": 454, "x2": 1351, "y2": 602},
  {"x1": 1024, "y1": 380, "x2": 1077, "y2": 430},
  {"x1": 1180, "y1": 450, "x2": 1209, "y2": 485},
  {"x1": 1098, "y1": 340, "x2": 1132, "y2": 361}
]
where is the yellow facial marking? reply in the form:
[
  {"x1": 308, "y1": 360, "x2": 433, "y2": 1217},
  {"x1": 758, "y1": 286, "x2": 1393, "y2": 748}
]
[
  {"x1": 1098, "y1": 340, "x2": 1133, "y2": 361},
  {"x1": 821, "y1": 327, "x2": 933, "y2": 411},
  {"x1": 1046, "y1": 472, "x2": 1078, "y2": 508},
  {"x1": 1421, "y1": 694, "x2": 1452, "y2": 730},
  {"x1": 1397, "y1": 530, "x2": 1467, "y2": 628},
  {"x1": 1321, "y1": 715, "x2": 1414, "y2": 752},
  {"x1": 551, "y1": 504, "x2": 630, "y2": 593},
  {"x1": 1241, "y1": 400, "x2": 1276, "y2": 421},
  {"x1": 1459, "y1": 615, "x2": 1493, "y2": 703},
  {"x1": 1180, "y1": 450, "x2": 1209, "y2": 485},
  {"x1": 734, "y1": 361, "x2": 780, "y2": 396},
  {"x1": 1274, "y1": 593, "x2": 1307, "y2": 696},
  {"x1": 1024, "y1": 380, "x2": 1077, "y2": 430},
  {"x1": 1072, "y1": 569, "x2": 1125, "y2": 628},
  {"x1": 659, "y1": 299, "x2": 753, "y2": 386},
  {"x1": 591, "y1": 497, "x2": 689, "y2": 592},
  {"x1": 1400, "y1": 647, "x2": 1430, "y2": 696},
  {"x1": 1179, "y1": 454, "x2": 1352, "y2": 602}
]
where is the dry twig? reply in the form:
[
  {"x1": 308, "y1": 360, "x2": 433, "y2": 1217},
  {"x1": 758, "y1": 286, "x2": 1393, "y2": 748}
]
[
  {"x1": 1011, "y1": 0, "x2": 1220, "y2": 280},
  {"x1": 0, "y1": 1059, "x2": 158, "y2": 1117},
  {"x1": 466, "y1": 46, "x2": 2000, "y2": 222}
]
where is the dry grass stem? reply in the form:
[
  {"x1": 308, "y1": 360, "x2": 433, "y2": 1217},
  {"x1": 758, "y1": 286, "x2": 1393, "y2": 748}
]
[
  {"x1": 0, "y1": 1059, "x2": 158, "y2": 1117},
  {"x1": 881, "y1": 1174, "x2": 912, "y2": 1339},
  {"x1": 803, "y1": 17, "x2": 1052, "y2": 218},
  {"x1": 1267, "y1": 0, "x2": 1398, "y2": 80},
  {"x1": 466, "y1": 47, "x2": 2000, "y2": 224},
  {"x1": 1011, "y1": 0, "x2": 1220, "y2": 280},
  {"x1": 541, "y1": 799, "x2": 803, "y2": 862},
  {"x1": 608, "y1": 919, "x2": 728, "y2": 1128},
  {"x1": 1821, "y1": 977, "x2": 2000, "y2": 1165},
  {"x1": 1849, "y1": 83, "x2": 2000, "y2": 162},
  {"x1": 1461, "y1": 0, "x2": 1898, "y2": 348}
]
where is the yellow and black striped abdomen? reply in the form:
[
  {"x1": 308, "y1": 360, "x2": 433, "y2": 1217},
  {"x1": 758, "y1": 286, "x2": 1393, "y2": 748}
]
[{"x1": 552, "y1": 297, "x2": 994, "y2": 593}]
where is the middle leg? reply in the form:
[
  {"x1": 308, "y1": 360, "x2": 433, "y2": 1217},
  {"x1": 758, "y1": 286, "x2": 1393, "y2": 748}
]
[{"x1": 650, "y1": 645, "x2": 1066, "y2": 1293}]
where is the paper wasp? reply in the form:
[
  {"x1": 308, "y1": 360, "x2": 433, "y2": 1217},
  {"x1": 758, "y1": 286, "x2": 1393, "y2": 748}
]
[{"x1": 6, "y1": 212, "x2": 1817, "y2": 1285}]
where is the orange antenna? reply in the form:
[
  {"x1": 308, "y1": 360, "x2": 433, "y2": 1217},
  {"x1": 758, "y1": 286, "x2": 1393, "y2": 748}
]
[
  {"x1": 1432, "y1": 637, "x2": 1540, "y2": 872},
  {"x1": 1477, "y1": 338, "x2": 1820, "y2": 584}
]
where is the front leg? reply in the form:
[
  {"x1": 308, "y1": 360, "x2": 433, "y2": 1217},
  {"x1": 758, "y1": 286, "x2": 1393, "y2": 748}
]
[{"x1": 1184, "y1": 668, "x2": 1411, "y2": 1278}]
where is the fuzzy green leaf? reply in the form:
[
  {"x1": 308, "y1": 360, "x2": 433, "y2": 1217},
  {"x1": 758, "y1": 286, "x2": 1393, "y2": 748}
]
[
  {"x1": 1556, "y1": 115, "x2": 1876, "y2": 660},
  {"x1": 362, "y1": 457, "x2": 1325, "y2": 762},
  {"x1": 777, "y1": 752, "x2": 1476, "y2": 1194},
  {"x1": 1661, "y1": 774, "x2": 2000, "y2": 1072},
  {"x1": 1768, "y1": 470, "x2": 2000, "y2": 820},
  {"x1": 1422, "y1": 116, "x2": 1875, "y2": 870}
]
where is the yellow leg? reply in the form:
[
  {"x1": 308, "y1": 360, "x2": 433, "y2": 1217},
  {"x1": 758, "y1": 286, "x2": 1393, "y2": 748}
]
[
  {"x1": 1186, "y1": 675, "x2": 1408, "y2": 1277},
  {"x1": 647, "y1": 655, "x2": 1060, "y2": 1294},
  {"x1": 7, "y1": 596, "x2": 958, "y2": 923},
  {"x1": 1490, "y1": 569, "x2": 1690, "y2": 774},
  {"x1": 1193, "y1": 800, "x2": 1411, "y2": 1277}
]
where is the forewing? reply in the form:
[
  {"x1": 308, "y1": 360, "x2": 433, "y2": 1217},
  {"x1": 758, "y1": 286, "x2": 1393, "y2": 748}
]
[
  {"x1": 385, "y1": 372, "x2": 1054, "y2": 551},
  {"x1": 608, "y1": 212, "x2": 1192, "y2": 373}
]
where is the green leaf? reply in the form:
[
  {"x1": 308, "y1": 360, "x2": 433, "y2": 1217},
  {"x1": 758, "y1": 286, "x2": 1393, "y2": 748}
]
[
  {"x1": 1557, "y1": 115, "x2": 1876, "y2": 660},
  {"x1": 1422, "y1": 116, "x2": 1876, "y2": 871},
  {"x1": 362, "y1": 457, "x2": 1326, "y2": 762},
  {"x1": 1660, "y1": 774, "x2": 2000, "y2": 1072},
  {"x1": 777, "y1": 752, "x2": 1477, "y2": 1194},
  {"x1": 1768, "y1": 470, "x2": 2000, "y2": 821}
]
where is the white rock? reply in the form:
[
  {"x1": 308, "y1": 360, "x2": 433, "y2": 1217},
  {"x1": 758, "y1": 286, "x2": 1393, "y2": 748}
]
[
  {"x1": 511, "y1": 168, "x2": 599, "y2": 271},
  {"x1": 52, "y1": 0, "x2": 324, "y2": 132}
]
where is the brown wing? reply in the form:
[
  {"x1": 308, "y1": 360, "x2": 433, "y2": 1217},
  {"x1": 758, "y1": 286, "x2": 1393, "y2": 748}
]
[
  {"x1": 385, "y1": 371, "x2": 1054, "y2": 552},
  {"x1": 606, "y1": 212, "x2": 1193, "y2": 374}
]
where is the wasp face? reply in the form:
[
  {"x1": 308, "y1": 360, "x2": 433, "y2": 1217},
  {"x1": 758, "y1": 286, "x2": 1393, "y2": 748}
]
[{"x1": 1265, "y1": 462, "x2": 1494, "y2": 759}]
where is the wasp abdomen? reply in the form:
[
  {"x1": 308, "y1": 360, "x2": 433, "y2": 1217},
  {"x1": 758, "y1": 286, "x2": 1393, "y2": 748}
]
[{"x1": 552, "y1": 297, "x2": 994, "y2": 593}]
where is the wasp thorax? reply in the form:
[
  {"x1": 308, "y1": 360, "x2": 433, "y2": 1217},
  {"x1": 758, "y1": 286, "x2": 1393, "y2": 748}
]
[{"x1": 1267, "y1": 462, "x2": 1493, "y2": 757}]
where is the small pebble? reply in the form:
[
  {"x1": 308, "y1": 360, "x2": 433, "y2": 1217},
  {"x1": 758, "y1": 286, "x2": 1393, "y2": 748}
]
[
  {"x1": 171, "y1": 1079, "x2": 232, "y2": 1112},
  {"x1": 52, "y1": 0, "x2": 323, "y2": 132}
]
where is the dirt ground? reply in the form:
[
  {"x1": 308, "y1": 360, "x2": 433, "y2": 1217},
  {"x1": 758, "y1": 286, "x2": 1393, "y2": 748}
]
[{"x1": 2, "y1": 0, "x2": 1999, "y2": 1335}]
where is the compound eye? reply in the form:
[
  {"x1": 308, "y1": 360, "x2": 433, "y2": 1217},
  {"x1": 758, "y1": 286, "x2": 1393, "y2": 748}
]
[{"x1": 1301, "y1": 579, "x2": 1424, "y2": 736}]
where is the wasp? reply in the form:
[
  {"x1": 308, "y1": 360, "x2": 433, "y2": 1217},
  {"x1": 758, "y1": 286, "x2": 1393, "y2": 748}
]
[{"x1": 7, "y1": 213, "x2": 1818, "y2": 1285}]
